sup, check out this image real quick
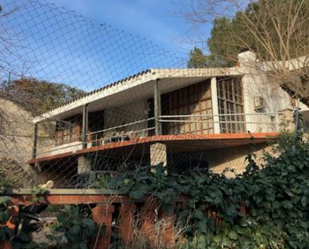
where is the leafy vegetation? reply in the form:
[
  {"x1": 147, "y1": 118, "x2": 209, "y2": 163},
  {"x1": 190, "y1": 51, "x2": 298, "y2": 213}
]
[
  {"x1": 49, "y1": 205, "x2": 101, "y2": 249},
  {"x1": 0, "y1": 77, "x2": 86, "y2": 115},
  {"x1": 2, "y1": 128, "x2": 309, "y2": 248},
  {"x1": 100, "y1": 133, "x2": 309, "y2": 248},
  {"x1": 187, "y1": 0, "x2": 309, "y2": 68},
  {"x1": 187, "y1": 47, "x2": 211, "y2": 68}
]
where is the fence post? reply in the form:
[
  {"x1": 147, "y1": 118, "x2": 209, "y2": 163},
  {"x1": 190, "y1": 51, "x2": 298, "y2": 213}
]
[
  {"x1": 140, "y1": 200, "x2": 157, "y2": 245},
  {"x1": 91, "y1": 204, "x2": 115, "y2": 249},
  {"x1": 118, "y1": 203, "x2": 136, "y2": 245},
  {"x1": 159, "y1": 208, "x2": 176, "y2": 248}
]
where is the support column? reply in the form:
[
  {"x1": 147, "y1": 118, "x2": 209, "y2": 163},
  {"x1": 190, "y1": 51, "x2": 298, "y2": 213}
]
[
  {"x1": 118, "y1": 203, "x2": 136, "y2": 245},
  {"x1": 82, "y1": 104, "x2": 89, "y2": 149},
  {"x1": 211, "y1": 77, "x2": 220, "y2": 134},
  {"x1": 150, "y1": 142, "x2": 167, "y2": 167},
  {"x1": 154, "y1": 79, "x2": 162, "y2": 136},
  {"x1": 32, "y1": 123, "x2": 38, "y2": 159},
  {"x1": 77, "y1": 156, "x2": 91, "y2": 173},
  {"x1": 91, "y1": 204, "x2": 115, "y2": 249}
]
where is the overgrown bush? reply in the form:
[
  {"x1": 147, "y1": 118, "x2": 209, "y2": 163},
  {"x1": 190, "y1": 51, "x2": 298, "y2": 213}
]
[
  {"x1": 49, "y1": 205, "x2": 101, "y2": 249},
  {"x1": 2, "y1": 131, "x2": 309, "y2": 248},
  {"x1": 101, "y1": 136, "x2": 309, "y2": 249}
]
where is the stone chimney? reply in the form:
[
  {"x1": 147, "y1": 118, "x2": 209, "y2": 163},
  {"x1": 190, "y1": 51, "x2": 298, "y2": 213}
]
[{"x1": 237, "y1": 51, "x2": 257, "y2": 68}]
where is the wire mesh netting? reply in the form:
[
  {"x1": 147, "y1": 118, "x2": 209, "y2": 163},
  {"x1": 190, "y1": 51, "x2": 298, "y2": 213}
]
[{"x1": 0, "y1": 0, "x2": 297, "y2": 189}]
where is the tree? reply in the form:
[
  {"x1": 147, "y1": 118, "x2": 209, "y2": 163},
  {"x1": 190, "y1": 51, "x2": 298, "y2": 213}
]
[
  {"x1": 0, "y1": 77, "x2": 86, "y2": 115},
  {"x1": 187, "y1": 46, "x2": 221, "y2": 68},
  {"x1": 0, "y1": 4, "x2": 19, "y2": 72},
  {"x1": 187, "y1": 47, "x2": 207, "y2": 68},
  {"x1": 182, "y1": 0, "x2": 309, "y2": 106}
]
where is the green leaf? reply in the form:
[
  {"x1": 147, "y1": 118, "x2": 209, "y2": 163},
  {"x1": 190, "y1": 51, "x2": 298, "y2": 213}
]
[
  {"x1": 83, "y1": 218, "x2": 95, "y2": 229},
  {"x1": 192, "y1": 210, "x2": 204, "y2": 220},
  {"x1": 301, "y1": 196, "x2": 308, "y2": 207},
  {"x1": 79, "y1": 242, "x2": 88, "y2": 249},
  {"x1": 197, "y1": 234, "x2": 206, "y2": 249},
  {"x1": 0, "y1": 196, "x2": 11, "y2": 204},
  {"x1": 197, "y1": 218, "x2": 207, "y2": 233},
  {"x1": 228, "y1": 231, "x2": 238, "y2": 240},
  {"x1": 70, "y1": 225, "x2": 80, "y2": 235},
  {"x1": 129, "y1": 190, "x2": 144, "y2": 199}
]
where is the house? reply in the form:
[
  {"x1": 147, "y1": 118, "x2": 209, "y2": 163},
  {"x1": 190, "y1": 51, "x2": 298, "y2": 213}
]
[{"x1": 27, "y1": 51, "x2": 308, "y2": 186}]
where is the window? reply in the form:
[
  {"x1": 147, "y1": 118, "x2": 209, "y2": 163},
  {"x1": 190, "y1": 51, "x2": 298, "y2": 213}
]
[
  {"x1": 167, "y1": 80, "x2": 213, "y2": 135},
  {"x1": 217, "y1": 77, "x2": 245, "y2": 133},
  {"x1": 55, "y1": 115, "x2": 82, "y2": 145}
]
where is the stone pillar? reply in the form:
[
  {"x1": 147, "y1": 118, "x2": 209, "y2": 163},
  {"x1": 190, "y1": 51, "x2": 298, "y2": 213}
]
[
  {"x1": 150, "y1": 142, "x2": 167, "y2": 167},
  {"x1": 77, "y1": 156, "x2": 91, "y2": 174},
  {"x1": 91, "y1": 204, "x2": 115, "y2": 249},
  {"x1": 118, "y1": 203, "x2": 136, "y2": 245},
  {"x1": 140, "y1": 201, "x2": 157, "y2": 245}
]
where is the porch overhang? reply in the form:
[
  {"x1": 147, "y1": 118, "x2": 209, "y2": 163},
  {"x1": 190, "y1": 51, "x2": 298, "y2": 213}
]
[
  {"x1": 28, "y1": 132, "x2": 278, "y2": 165},
  {"x1": 33, "y1": 68, "x2": 240, "y2": 123}
]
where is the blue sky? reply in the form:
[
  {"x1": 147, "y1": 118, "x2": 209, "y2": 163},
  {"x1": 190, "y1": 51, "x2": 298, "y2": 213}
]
[
  {"x1": 2, "y1": 0, "x2": 212, "y2": 91},
  {"x1": 43, "y1": 0, "x2": 195, "y2": 56}
]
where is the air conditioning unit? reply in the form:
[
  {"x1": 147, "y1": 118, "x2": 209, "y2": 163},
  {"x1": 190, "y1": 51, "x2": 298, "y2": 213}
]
[{"x1": 254, "y1": 96, "x2": 265, "y2": 110}]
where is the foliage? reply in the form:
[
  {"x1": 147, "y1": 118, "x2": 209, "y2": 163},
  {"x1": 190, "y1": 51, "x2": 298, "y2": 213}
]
[
  {"x1": 101, "y1": 136, "x2": 309, "y2": 248},
  {"x1": 0, "y1": 77, "x2": 86, "y2": 115},
  {"x1": 50, "y1": 205, "x2": 102, "y2": 249},
  {"x1": 187, "y1": 47, "x2": 211, "y2": 68},
  {"x1": 0, "y1": 179, "x2": 14, "y2": 246},
  {"x1": 206, "y1": 0, "x2": 309, "y2": 68}
]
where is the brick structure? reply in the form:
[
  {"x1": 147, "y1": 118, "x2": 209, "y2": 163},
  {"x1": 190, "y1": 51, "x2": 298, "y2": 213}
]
[
  {"x1": 118, "y1": 203, "x2": 136, "y2": 244},
  {"x1": 140, "y1": 200, "x2": 158, "y2": 245},
  {"x1": 91, "y1": 204, "x2": 115, "y2": 249}
]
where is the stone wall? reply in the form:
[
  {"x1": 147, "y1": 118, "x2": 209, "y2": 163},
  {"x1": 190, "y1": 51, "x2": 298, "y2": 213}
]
[
  {"x1": 207, "y1": 143, "x2": 272, "y2": 177},
  {"x1": 0, "y1": 98, "x2": 36, "y2": 187}
]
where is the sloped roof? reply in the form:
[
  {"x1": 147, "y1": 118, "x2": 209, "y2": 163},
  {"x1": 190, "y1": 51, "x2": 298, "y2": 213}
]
[{"x1": 33, "y1": 67, "x2": 239, "y2": 123}]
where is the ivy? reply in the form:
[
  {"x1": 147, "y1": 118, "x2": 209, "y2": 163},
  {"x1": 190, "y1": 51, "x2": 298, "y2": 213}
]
[
  {"x1": 99, "y1": 136, "x2": 309, "y2": 248},
  {"x1": 50, "y1": 205, "x2": 102, "y2": 249}
]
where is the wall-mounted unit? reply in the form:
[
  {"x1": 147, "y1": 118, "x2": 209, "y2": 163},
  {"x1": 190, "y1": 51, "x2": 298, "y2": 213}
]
[{"x1": 254, "y1": 96, "x2": 265, "y2": 110}]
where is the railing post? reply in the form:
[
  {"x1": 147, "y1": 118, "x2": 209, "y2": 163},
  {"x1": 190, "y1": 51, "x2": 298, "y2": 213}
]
[
  {"x1": 82, "y1": 104, "x2": 89, "y2": 149},
  {"x1": 211, "y1": 77, "x2": 220, "y2": 134},
  {"x1": 32, "y1": 123, "x2": 38, "y2": 159},
  {"x1": 154, "y1": 79, "x2": 162, "y2": 135}
]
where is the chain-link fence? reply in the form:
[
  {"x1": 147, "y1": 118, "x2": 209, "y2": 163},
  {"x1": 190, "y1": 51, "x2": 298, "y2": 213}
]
[{"x1": 0, "y1": 0, "x2": 297, "y2": 189}]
